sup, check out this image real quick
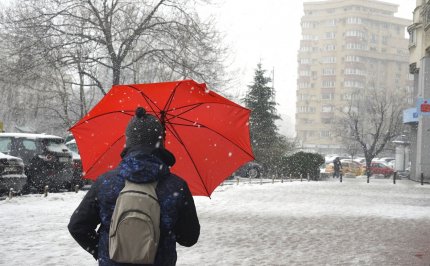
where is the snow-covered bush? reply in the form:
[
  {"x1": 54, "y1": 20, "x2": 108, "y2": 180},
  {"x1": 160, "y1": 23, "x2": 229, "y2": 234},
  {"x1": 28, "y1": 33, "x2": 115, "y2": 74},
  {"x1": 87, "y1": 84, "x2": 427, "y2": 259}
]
[{"x1": 282, "y1": 152, "x2": 324, "y2": 180}]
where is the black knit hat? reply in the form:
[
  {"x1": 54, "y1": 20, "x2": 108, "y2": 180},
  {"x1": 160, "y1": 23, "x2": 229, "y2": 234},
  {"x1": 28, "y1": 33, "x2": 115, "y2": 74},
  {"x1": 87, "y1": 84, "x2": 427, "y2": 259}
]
[{"x1": 125, "y1": 107, "x2": 164, "y2": 148}]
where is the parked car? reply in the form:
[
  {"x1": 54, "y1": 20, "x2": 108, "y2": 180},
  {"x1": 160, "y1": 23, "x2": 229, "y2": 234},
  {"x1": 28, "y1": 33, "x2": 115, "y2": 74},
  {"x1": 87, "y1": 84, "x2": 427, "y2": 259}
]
[
  {"x1": 0, "y1": 151, "x2": 27, "y2": 195},
  {"x1": 231, "y1": 161, "x2": 263, "y2": 178},
  {"x1": 64, "y1": 133, "x2": 75, "y2": 144},
  {"x1": 363, "y1": 162, "x2": 394, "y2": 177},
  {"x1": 378, "y1": 157, "x2": 395, "y2": 164},
  {"x1": 0, "y1": 133, "x2": 74, "y2": 193},
  {"x1": 65, "y1": 139, "x2": 85, "y2": 189},
  {"x1": 353, "y1": 157, "x2": 366, "y2": 165}
]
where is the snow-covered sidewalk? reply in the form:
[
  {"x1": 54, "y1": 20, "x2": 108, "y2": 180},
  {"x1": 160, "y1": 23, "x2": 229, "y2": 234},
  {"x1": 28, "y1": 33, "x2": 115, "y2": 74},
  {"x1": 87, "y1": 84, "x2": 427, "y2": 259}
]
[{"x1": 1, "y1": 178, "x2": 430, "y2": 265}]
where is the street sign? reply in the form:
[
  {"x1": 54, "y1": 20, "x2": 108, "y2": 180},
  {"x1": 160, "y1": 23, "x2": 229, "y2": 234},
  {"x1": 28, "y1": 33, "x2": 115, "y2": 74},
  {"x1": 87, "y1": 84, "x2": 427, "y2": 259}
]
[{"x1": 416, "y1": 98, "x2": 430, "y2": 116}]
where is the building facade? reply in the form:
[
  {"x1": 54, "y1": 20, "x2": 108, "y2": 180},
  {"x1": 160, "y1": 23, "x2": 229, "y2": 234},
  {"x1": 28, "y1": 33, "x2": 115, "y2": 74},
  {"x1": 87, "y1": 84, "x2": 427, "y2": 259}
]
[
  {"x1": 406, "y1": 0, "x2": 430, "y2": 182},
  {"x1": 296, "y1": 0, "x2": 413, "y2": 154}
]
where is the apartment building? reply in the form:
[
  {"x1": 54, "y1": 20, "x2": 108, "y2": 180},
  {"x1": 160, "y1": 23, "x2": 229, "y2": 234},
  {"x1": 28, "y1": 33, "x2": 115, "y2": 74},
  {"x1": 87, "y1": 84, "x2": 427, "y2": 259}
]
[{"x1": 296, "y1": 0, "x2": 412, "y2": 154}]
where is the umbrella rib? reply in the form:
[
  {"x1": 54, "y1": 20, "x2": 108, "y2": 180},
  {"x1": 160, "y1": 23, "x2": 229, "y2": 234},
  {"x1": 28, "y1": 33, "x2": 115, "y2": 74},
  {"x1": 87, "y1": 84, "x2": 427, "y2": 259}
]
[
  {"x1": 83, "y1": 135, "x2": 125, "y2": 177},
  {"x1": 163, "y1": 81, "x2": 184, "y2": 114},
  {"x1": 164, "y1": 121, "x2": 211, "y2": 197},
  {"x1": 126, "y1": 85, "x2": 162, "y2": 117},
  {"x1": 165, "y1": 120, "x2": 254, "y2": 160}
]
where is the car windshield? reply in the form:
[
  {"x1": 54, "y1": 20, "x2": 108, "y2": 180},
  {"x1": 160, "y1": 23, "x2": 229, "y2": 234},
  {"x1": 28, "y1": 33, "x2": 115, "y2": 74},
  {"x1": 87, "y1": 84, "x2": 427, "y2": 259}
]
[
  {"x1": 0, "y1": 137, "x2": 12, "y2": 154},
  {"x1": 66, "y1": 142, "x2": 79, "y2": 154},
  {"x1": 43, "y1": 138, "x2": 68, "y2": 153}
]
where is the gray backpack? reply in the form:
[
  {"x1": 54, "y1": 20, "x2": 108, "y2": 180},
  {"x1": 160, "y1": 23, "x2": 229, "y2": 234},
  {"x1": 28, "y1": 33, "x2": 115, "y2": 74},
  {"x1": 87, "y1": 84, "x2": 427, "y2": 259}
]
[{"x1": 109, "y1": 180, "x2": 160, "y2": 264}]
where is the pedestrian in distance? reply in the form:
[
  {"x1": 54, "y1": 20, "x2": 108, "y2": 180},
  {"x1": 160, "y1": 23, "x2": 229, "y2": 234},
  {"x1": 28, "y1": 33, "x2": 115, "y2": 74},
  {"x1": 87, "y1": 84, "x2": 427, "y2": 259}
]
[
  {"x1": 68, "y1": 107, "x2": 200, "y2": 266},
  {"x1": 333, "y1": 157, "x2": 342, "y2": 179}
]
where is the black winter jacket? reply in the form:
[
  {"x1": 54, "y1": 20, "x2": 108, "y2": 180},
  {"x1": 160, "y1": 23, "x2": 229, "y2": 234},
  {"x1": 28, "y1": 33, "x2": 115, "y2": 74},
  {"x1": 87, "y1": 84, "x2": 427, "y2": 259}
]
[{"x1": 68, "y1": 145, "x2": 200, "y2": 266}]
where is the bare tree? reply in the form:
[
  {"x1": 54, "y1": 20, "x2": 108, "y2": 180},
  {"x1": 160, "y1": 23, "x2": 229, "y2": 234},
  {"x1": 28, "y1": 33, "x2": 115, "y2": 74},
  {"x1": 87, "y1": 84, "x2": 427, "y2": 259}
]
[
  {"x1": 1, "y1": 0, "x2": 226, "y2": 93},
  {"x1": 0, "y1": 0, "x2": 227, "y2": 134},
  {"x1": 334, "y1": 88, "x2": 407, "y2": 182}
]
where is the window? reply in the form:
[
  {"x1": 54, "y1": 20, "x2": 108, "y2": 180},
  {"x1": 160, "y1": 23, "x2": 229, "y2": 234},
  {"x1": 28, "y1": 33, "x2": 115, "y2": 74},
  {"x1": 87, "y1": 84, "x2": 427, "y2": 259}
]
[
  {"x1": 301, "y1": 118, "x2": 314, "y2": 124},
  {"x1": 299, "y1": 70, "x2": 311, "y2": 76},
  {"x1": 344, "y1": 80, "x2": 364, "y2": 88},
  {"x1": 326, "y1": 19, "x2": 336, "y2": 26},
  {"x1": 0, "y1": 137, "x2": 12, "y2": 153},
  {"x1": 300, "y1": 58, "x2": 311, "y2": 64},
  {"x1": 302, "y1": 35, "x2": 318, "y2": 41},
  {"x1": 322, "y1": 68, "x2": 336, "y2": 76},
  {"x1": 298, "y1": 106, "x2": 316, "y2": 113},
  {"x1": 322, "y1": 81, "x2": 336, "y2": 88},
  {"x1": 425, "y1": 5, "x2": 430, "y2": 28},
  {"x1": 345, "y1": 30, "x2": 365, "y2": 38},
  {"x1": 300, "y1": 46, "x2": 312, "y2": 52},
  {"x1": 405, "y1": 86, "x2": 414, "y2": 93},
  {"x1": 345, "y1": 55, "x2": 361, "y2": 62},
  {"x1": 341, "y1": 94, "x2": 351, "y2": 100},
  {"x1": 322, "y1": 56, "x2": 336, "y2": 64},
  {"x1": 325, "y1": 44, "x2": 336, "y2": 51},
  {"x1": 382, "y1": 36, "x2": 388, "y2": 45},
  {"x1": 408, "y1": 29, "x2": 417, "y2": 46},
  {"x1": 344, "y1": 68, "x2": 365, "y2": 76},
  {"x1": 325, "y1": 32, "x2": 336, "y2": 39},
  {"x1": 297, "y1": 94, "x2": 308, "y2": 100},
  {"x1": 298, "y1": 82, "x2": 311, "y2": 89},
  {"x1": 321, "y1": 93, "x2": 335, "y2": 100},
  {"x1": 302, "y1": 21, "x2": 314, "y2": 28},
  {"x1": 22, "y1": 139, "x2": 37, "y2": 151},
  {"x1": 321, "y1": 118, "x2": 331, "y2": 124},
  {"x1": 346, "y1": 43, "x2": 367, "y2": 50},
  {"x1": 320, "y1": 131, "x2": 331, "y2": 137},
  {"x1": 322, "y1": 105, "x2": 333, "y2": 112},
  {"x1": 347, "y1": 17, "x2": 362, "y2": 24}
]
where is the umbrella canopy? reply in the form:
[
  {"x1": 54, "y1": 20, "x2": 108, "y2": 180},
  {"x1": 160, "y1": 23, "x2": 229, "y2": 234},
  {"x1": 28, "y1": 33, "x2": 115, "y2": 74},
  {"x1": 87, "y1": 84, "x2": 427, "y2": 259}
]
[{"x1": 69, "y1": 80, "x2": 254, "y2": 196}]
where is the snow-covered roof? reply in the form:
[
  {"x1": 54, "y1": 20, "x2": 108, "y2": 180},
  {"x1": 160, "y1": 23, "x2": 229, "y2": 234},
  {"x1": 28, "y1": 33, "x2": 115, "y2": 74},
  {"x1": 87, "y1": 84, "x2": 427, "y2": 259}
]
[{"x1": 0, "y1": 133, "x2": 63, "y2": 140}]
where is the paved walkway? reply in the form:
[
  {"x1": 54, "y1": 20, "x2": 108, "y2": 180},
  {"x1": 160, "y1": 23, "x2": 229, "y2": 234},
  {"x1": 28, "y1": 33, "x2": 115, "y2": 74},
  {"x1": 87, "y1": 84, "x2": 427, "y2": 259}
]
[{"x1": 177, "y1": 178, "x2": 430, "y2": 265}]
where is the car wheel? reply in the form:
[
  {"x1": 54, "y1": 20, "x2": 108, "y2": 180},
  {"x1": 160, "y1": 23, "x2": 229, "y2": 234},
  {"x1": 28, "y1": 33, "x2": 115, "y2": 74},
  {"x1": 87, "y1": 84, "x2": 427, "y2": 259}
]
[{"x1": 247, "y1": 167, "x2": 260, "y2": 179}]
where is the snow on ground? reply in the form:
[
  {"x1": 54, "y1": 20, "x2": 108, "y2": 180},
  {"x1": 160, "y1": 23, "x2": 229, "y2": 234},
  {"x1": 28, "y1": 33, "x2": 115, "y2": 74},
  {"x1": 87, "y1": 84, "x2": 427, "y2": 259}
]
[{"x1": 1, "y1": 177, "x2": 430, "y2": 266}]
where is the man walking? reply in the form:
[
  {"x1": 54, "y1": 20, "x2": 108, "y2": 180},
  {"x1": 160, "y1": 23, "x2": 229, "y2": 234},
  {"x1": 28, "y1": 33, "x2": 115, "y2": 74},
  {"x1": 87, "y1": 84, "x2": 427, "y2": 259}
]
[
  {"x1": 333, "y1": 157, "x2": 342, "y2": 179},
  {"x1": 68, "y1": 107, "x2": 200, "y2": 265}
]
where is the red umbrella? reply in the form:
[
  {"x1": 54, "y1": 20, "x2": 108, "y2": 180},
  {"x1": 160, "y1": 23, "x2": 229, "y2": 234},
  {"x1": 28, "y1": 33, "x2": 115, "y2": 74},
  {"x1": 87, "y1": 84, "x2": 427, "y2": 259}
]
[{"x1": 69, "y1": 80, "x2": 254, "y2": 196}]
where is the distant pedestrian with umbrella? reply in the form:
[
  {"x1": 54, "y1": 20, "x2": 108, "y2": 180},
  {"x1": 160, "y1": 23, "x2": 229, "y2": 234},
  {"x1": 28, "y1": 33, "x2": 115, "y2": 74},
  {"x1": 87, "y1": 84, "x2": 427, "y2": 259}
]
[
  {"x1": 333, "y1": 157, "x2": 342, "y2": 179},
  {"x1": 68, "y1": 107, "x2": 200, "y2": 266}
]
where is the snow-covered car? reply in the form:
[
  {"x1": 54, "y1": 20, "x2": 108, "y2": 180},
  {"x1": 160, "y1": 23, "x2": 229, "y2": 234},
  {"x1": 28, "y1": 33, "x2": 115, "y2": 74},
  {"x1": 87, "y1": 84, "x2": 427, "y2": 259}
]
[
  {"x1": 363, "y1": 162, "x2": 394, "y2": 177},
  {"x1": 378, "y1": 157, "x2": 395, "y2": 164},
  {"x1": 0, "y1": 133, "x2": 73, "y2": 193},
  {"x1": 0, "y1": 151, "x2": 27, "y2": 195},
  {"x1": 231, "y1": 161, "x2": 263, "y2": 178},
  {"x1": 65, "y1": 139, "x2": 85, "y2": 189}
]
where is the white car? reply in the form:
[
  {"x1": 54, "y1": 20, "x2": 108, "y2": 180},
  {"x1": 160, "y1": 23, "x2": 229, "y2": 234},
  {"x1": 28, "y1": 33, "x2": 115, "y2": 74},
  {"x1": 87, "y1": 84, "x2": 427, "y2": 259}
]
[{"x1": 0, "y1": 151, "x2": 27, "y2": 195}]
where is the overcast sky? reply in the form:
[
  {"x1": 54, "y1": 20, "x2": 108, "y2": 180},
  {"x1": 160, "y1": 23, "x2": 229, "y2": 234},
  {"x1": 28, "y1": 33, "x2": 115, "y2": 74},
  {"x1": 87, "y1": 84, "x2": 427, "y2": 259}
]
[{"x1": 207, "y1": 0, "x2": 416, "y2": 137}]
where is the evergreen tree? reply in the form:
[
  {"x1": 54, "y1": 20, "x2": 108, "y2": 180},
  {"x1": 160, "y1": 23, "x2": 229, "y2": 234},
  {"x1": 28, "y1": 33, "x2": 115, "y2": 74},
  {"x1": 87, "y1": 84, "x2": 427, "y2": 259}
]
[{"x1": 244, "y1": 63, "x2": 284, "y2": 174}]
